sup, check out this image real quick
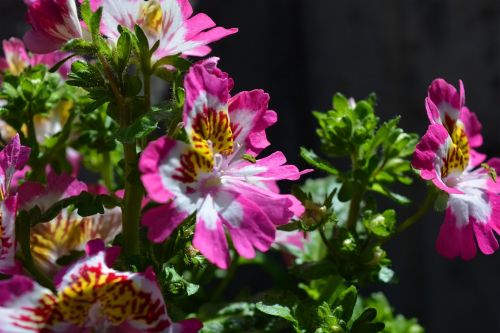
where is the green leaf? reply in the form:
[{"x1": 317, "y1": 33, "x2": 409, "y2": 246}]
[
  {"x1": 90, "y1": 7, "x2": 103, "y2": 38},
  {"x1": 115, "y1": 30, "x2": 132, "y2": 73},
  {"x1": 338, "y1": 286, "x2": 357, "y2": 321},
  {"x1": 134, "y1": 24, "x2": 150, "y2": 58},
  {"x1": 364, "y1": 210, "x2": 396, "y2": 238},
  {"x1": 256, "y1": 302, "x2": 297, "y2": 324},
  {"x1": 300, "y1": 147, "x2": 338, "y2": 175},
  {"x1": 80, "y1": 0, "x2": 92, "y2": 26},
  {"x1": 162, "y1": 265, "x2": 200, "y2": 296},
  {"x1": 153, "y1": 55, "x2": 191, "y2": 72},
  {"x1": 351, "y1": 308, "x2": 385, "y2": 333},
  {"x1": 332, "y1": 93, "x2": 349, "y2": 112},
  {"x1": 115, "y1": 113, "x2": 159, "y2": 143},
  {"x1": 369, "y1": 183, "x2": 411, "y2": 205}
]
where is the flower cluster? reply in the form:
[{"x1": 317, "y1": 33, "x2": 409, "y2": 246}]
[
  {"x1": 0, "y1": 0, "x2": 310, "y2": 331},
  {"x1": 413, "y1": 78, "x2": 500, "y2": 260}
]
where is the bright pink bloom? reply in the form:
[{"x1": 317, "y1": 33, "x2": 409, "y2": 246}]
[
  {"x1": 24, "y1": 183, "x2": 121, "y2": 277},
  {"x1": 24, "y1": 0, "x2": 83, "y2": 54},
  {"x1": 0, "y1": 135, "x2": 30, "y2": 275},
  {"x1": 140, "y1": 59, "x2": 310, "y2": 269},
  {"x1": 84, "y1": 0, "x2": 237, "y2": 60},
  {"x1": 413, "y1": 122, "x2": 500, "y2": 260},
  {"x1": 425, "y1": 78, "x2": 485, "y2": 166},
  {"x1": 0, "y1": 240, "x2": 202, "y2": 332},
  {"x1": 0, "y1": 37, "x2": 72, "y2": 77},
  {"x1": 18, "y1": 171, "x2": 87, "y2": 212}
]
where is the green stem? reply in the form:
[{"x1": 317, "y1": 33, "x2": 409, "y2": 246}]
[
  {"x1": 96, "y1": 50, "x2": 146, "y2": 259},
  {"x1": 345, "y1": 150, "x2": 363, "y2": 231},
  {"x1": 121, "y1": 143, "x2": 143, "y2": 258},
  {"x1": 346, "y1": 189, "x2": 363, "y2": 231},
  {"x1": 396, "y1": 189, "x2": 438, "y2": 234},
  {"x1": 101, "y1": 150, "x2": 114, "y2": 191}
]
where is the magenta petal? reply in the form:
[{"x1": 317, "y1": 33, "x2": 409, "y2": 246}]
[
  {"x1": 228, "y1": 90, "x2": 274, "y2": 154},
  {"x1": 256, "y1": 151, "x2": 313, "y2": 181},
  {"x1": 472, "y1": 221, "x2": 499, "y2": 255},
  {"x1": 139, "y1": 136, "x2": 177, "y2": 204},
  {"x1": 193, "y1": 214, "x2": 230, "y2": 269},
  {"x1": 460, "y1": 107, "x2": 483, "y2": 148},
  {"x1": 23, "y1": 29, "x2": 63, "y2": 54},
  {"x1": 224, "y1": 196, "x2": 275, "y2": 258},
  {"x1": 231, "y1": 182, "x2": 295, "y2": 226},
  {"x1": 0, "y1": 134, "x2": 31, "y2": 183},
  {"x1": 0, "y1": 275, "x2": 36, "y2": 306},
  {"x1": 426, "y1": 78, "x2": 462, "y2": 125},
  {"x1": 142, "y1": 203, "x2": 189, "y2": 243},
  {"x1": 174, "y1": 319, "x2": 204, "y2": 333},
  {"x1": 436, "y1": 210, "x2": 477, "y2": 260}
]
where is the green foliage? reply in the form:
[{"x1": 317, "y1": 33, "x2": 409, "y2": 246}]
[{"x1": 362, "y1": 294, "x2": 424, "y2": 333}]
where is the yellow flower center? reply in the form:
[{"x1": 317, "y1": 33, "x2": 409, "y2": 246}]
[
  {"x1": 141, "y1": 0, "x2": 163, "y2": 37},
  {"x1": 8, "y1": 54, "x2": 26, "y2": 76},
  {"x1": 441, "y1": 125, "x2": 470, "y2": 178}
]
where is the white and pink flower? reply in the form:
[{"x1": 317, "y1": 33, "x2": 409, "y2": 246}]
[
  {"x1": 413, "y1": 79, "x2": 500, "y2": 260},
  {"x1": 140, "y1": 59, "x2": 310, "y2": 269},
  {"x1": 16, "y1": 173, "x2": 122, "y2": 277},
  {"x1": 0, "y1": 240, "x2": 202, "y2": 332},
  {"x1": 85, "y1": 0, "x2": 237, "y2": 60},
  {"x1": 0, "y1": 37, "x2": 72, "y2": 77},
  {"x1": 23, "y1": 0, "x2": 83, "y2": 54},
  {"x1": 0, "y1": 135, "x2": 31, "y2": 275}
]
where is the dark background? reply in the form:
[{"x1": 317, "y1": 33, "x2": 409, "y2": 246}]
[{"x1": 4, "y1": 1, "x2": 500, "y2": 332}]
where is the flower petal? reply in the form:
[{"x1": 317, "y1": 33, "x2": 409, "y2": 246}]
[
  {"x1": 436, "y1": 209, "x2": 477, "y2": 260},
  {"x1": 142, "y1": 202, "x2": 189, "y2": 243}
]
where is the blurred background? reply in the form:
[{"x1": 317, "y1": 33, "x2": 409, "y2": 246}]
[{"x1": 4, "y1": 1, "x2": 500, "y2": 332}]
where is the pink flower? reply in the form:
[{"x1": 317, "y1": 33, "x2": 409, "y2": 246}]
[
  {"x1": 18, "y1": 171, "x2": 87, "y2": 212},
  {"x1": 85, "y1": 0, "x2": 237, "y2": 60},
  {"x1": 25, "y1": 183, "x2": 122, "y2": 277},
  {"x1": 0, "y1": 240, "x2": 202, "y2": 332},
  {"x1": 425, "y1": 78, "x2": 485, "y2": 166},
  {"x1": 0, "y1": 37, "x2": 72, "y2": 77},
  {"x1": 23, "y1": 0, "x2": 83, "y2": 54},
  {"x1": 413, "y1": 121, "x2": 500, "y2": 259},
  {"x1": 0, "y1": 135, "x2": 30, "y2": 275},
  {"x1": 140, "y1": 59, "x2": 311, "y2": 269}
]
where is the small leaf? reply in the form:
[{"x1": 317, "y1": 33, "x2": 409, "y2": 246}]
[
  {"x1": 256, "y1": 302, "x2": 296, "y2": 323},
  {"x1": 115, "y1": 30, "x2": 132, "y2": 73},
  {"x1": 115, "y1": 113, "x2": 158, "y2": 143},
  {"x1": 300, "y1": 147, "x2": 338, "y2": 175},
  {"x1": 90, "y1": 7, "x2": 103, "y2": 38}
]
